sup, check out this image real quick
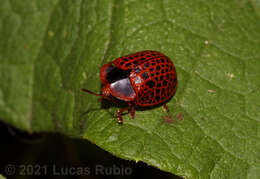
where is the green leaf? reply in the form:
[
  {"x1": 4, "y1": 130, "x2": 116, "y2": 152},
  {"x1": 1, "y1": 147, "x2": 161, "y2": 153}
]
[
  {"x1": 0, "y1": 174, "x2": 6, "y2": 179},
  {"x1": 1, "y1": 0, "x2": 260, "y2": 178}
]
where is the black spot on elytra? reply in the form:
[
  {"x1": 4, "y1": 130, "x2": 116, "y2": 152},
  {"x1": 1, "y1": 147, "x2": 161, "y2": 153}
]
[
  {"x1": 151, "y1": 92, "x2": 154, "y2": 98},
  {"x1": 150, "y1": 67, "x2": 154, "y2": 72},
  {"x1": 123, "y1": 58, "x2": 128, "y2": 61},
  {"x1": 163, "y1": 80, "x2": 167, "y2": 87},
  {"x1": 162, "y1": 88, "x2": 165, "y2": 94},
  {"x1": 156, "y1": 89, "x2": 160, "y2": 94},
  {"x1": 166, "y1": 74, "x2": 170, "y2": 79},
  {"x1": 129, "y1": 56, "x2": 133, "y2": 59},
  {"x1": 146, "y1": 80, "x2": 155, "y2": 88},
  {"x1": 156, "y1": 72, "x2": 160, "y2": 75},
  {"x1": 155, "y1": 95, "x2": 160, "y2": 101},
  {"x1": 170, "y1": 77, "x2": 173, "y2": 82},
  {"x1": 156, "y1": 59, "x2": 160, "y2": 63},
  {"x1": 140, "y1": 57, "x2": 146, "y2": 61},
  {"x1": 141, "y1": 72, "x2": 149, "y2": 80},
  {"x1": 161, "y1": 69, "x2": 165, "y2": 73},
  {"x1": 120, "y1": 62, "x2": 124, "y2": 65},
  {"x1": 161, "y1": 59, "x2": 165, "y2": 63},
  {"x1": 125, "y1": 63, "x2": 131, "y2": 67},
  {"x1": 157, "y1": 83, "x2": 161, "y2": 87},
  {"x1": 160, "y1": 75, "x2": 164, "y2": 81},
  {"x1": 144, "y1": 62, "x2": 150, "y2": 68},
  {"x1": 134, "y1": 55, "x2": 138, "y2": 58},
  {"x1": 156, "y1": 66, "x2": 161, "y2": 71},
  {"x1": 155, "y1": 77, "x2": 159, "y2": 81},
  {"x1": 152, "y1": 62, "x2": 156, "y2": 65},
  {"x1": 166, "y1": 69, "x2": 169, "y2": 72},
  {"x1": 173, "y1": 78, "x2": 177, "y2": 84},
  {"x1": 146, "y1": 55, "x2": 151, "y2": 58}
]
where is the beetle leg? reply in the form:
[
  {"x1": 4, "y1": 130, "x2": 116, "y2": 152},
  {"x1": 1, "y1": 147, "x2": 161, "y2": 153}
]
[
  {"x1": 163, "y1": 103, "x2": 169, "y2": 112},
  {"x1": 128, "y1": 103, "x2": 135, "y2": 119},
  {"x1": 117, "y1": 106, "x2": 129, "y2": 124},
  {"x1": 162, "y1": 103, "x2": 172, "y2": 121}
]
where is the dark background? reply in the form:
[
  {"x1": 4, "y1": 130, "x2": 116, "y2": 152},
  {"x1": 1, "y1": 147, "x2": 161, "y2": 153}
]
[{"x1": 0, "y1": 121, "x2": 182, "y2": 179}]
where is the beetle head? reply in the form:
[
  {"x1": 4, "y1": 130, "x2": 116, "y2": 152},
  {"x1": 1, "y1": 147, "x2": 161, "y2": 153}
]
[
  {"x1": 101, "y1": 84, "x2": 111, "y2": 99},
  {"x1": 81, "y1": 85, "x2": 112, "y2": 102}
]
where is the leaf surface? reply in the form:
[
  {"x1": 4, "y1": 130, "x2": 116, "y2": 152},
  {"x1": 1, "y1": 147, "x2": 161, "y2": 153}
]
[{"x1": 1, "y1": 0, "x2": 260, "y2": 178}]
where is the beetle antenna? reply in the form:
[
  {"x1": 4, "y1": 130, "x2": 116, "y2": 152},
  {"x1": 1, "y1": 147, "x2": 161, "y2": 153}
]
[{"x1": 81, "y1": 88, "x2": 102, "y2": 96}]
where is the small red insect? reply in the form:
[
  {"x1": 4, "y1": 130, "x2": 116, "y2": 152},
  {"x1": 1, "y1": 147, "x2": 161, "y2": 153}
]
[{"x1": 82, "y1": 50, "x2": 178, "y2": 123}]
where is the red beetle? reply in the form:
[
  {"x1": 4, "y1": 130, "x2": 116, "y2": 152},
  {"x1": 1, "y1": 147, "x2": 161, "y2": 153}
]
[{"x1": 82, "y1": 50, "x2": 178, "y2": 123}]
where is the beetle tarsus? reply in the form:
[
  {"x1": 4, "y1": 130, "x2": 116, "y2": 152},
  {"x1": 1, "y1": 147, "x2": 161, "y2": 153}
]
[
  {"x1": 163, "y1": 104, "x2": 169, "y2": 113},
  {"x1": 129, "y1": 104, "x2": 135, "y2": 119},
  {"x1": 127, "y1": 102, "x2": 135, "y2": 119},
  {"x1": 117, "y1": 113, "x2": 123, "y2": 123},
  {"x1": 117, "y1": 106, "x2": 130, "y2": 124},
  {"x1": 118, "y1": 118, "x2": 123, "y2": 124}
]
